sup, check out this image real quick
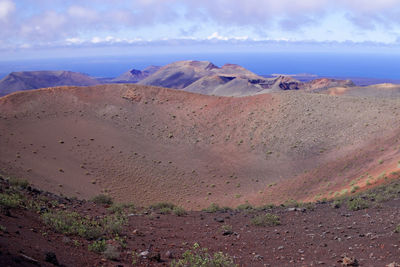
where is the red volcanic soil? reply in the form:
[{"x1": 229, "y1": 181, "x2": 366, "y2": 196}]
[
  {"x1": 0, "y1": 84, "x2": 400, "y2": 210},
  {"x1": 325, "y1": 83, "x2": 400, "y2": 98},
  {"x1": 1, "y1": 176, "x2": 400, "y2": 267}
]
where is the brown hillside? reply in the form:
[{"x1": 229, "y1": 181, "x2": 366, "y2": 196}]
[
  {"x1": 326, "y1": 83, "x2": 400, "y2": 98},
  {"x1": 0, "y1": 84, "x2": 399, "y2": 210}
]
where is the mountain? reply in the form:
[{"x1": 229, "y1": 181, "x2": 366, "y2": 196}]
[
  {"x1": 1, "y1": 84, "x2": 399, "y2": 209},
  {"x1": 184, "y1": 75, "x2": 264, "y2": 96},
  {"x1": 0, "y1": 71, "x2": 100, "y2": 96},
  {"x1": 138, "y1": 60, "x2": 221, "y2": 89},
  {"x1": 138, "y1": 60, "x2": 358, "y2": 96},
  {"x1": 111, "y1": 65, "x2": 161, "y2": 83},
  {"x1": 138, "y1": 60, "x2": 283, "y2": 96}
]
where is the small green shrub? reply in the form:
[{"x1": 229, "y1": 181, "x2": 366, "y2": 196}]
[
  {"x1": 300, "y1": 202, "x2": 316, "y2": 211},
  {"x1": 172, "y1": 206, "x2": 187, "y2": 216},
  {"x1": 151, "y1": 202, "x2": 176, "y2": 209},
  {"x1": 236, "y1": 203, "x2": 254, "y2": 211},
  {"x1": 251, "y1": 213, "x2": 280, "y2": 226},
  {"x1": 88, "y1": 240, "x2": 107, "y2": 253},
  {"x1": 42, "y1": 210, "x2": 126, "y2": 239},
  {"x1": 347, "y1": 197, "x2": 369, "y2": 211},
  {"x1": 101, "y1": 214, "x2": 127, "y2": 235},
  {"x1": 42, "y1": 211, "x2": 103, "y2": 239},
  {"x1": 282, "y1": 199, "x2": 300, "y2": 208},
  {"x1": 0, "y1": 193, "x2": 22, "y2": 209},
  {"x1": 202, "y1": 203, "x2": 221, "y2": 213},
  {"x1": 331, "y1": 199, "x2": 342, "y2": 209},
  {"x1": 395, "y1": 225, "x2": 400, "y2": 233},
  {"x1": 149, "y1": 202, "x2": 180, "y2": 214},
  {"x1": 351, "y1": 186, "x2": 360, "y2": 193},
  {"x1": 159, "y1": 207, "x2": 172, "y2": 214},
  {"x1": 257, "y1": 203, "x2": 276, "y2": 210},
  {"x1": 91, "y1": 194, "x2": 113, "y2": 205},
  {"x1": 107, "y1": 203, "x2": 135, "y2": 214},
  {"x1": 171, "y1": 243, "x2": 237, "y2": 267},
  {"x1": 9, "y1": 178, "x2": 29, "y2": 189},
  {"x1": 221, "y1": 224, "x2": 233, "y2": 234}
]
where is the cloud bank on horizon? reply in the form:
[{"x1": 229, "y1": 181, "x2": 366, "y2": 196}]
[{"x1": 1, "y1": 0, "x2": 400, "y2": 56}]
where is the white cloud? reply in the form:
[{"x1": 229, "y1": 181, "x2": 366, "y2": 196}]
[
  {"x1": 91, "y1": 36, "x2": 102, "y2": 44},
  {"x1": 66, "y1": 37, "x2": 83, "y2": 44},
  {"x1": 3, "y1": 0, "x2": 400, "y2": 49},
  {"x1": 0, "y1": 0, "x2": 15, "y2": 22},
  {"x1": 207, "y1": 32, "x2": 248, "y2": 41},
  {"x1": 20, "y1": 11, "x2": 67, "y2": 40}
]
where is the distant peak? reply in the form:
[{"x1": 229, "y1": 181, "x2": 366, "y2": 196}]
[
  {"x1": 221, "y1": 64, "x2": 243, "y2": 69},
  {"x1": 129, "y1": 69, "x2": 142, "y2": 75}
]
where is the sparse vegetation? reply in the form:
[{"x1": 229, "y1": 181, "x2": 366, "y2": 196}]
[
  {"x1": 150, "y1": 202, "x2": 177, "y2": 214},
  {"x1": 350, "y1": 185, "x2": 360, "y2": 193},
  {"x1": 8, "y1": 177, "x2": 29, "y2": 189},
  {"x1": 88, "y1": 239, "x2": 107, "y2": 253},
  {"x1": 395, "y1": 224, "x2": 400, "y2": 233},
  {"x1": 0, "y1": 192, "x2": 23, "y2": 209},
  {"x1": 203, "y1": 203, "x2": 221, "y2": 213},
  {"x1": 91, "y1": 194, "x2": 113, "y2": 205},
  {"x1": 172, "y1": 206, "x2": 187, "y2": 216},
  {"x1": 251, "y1": 213, "x2": 280, "y2": 227},
  {"x1": 171, "y1": 243, "x2": 237, "y2": 267},
  {"x1": 107, "y1": 203, "x2": 135, "y2": 214},
  {"x1": 331, "y1": 199, "x2": 343, "y2": 209},
  {"x1": 42, "y1": 210, "x2": 126, "y2": 239},
  {"x1": 347, "y1": 197, "x2": 369, "y2": 211},
  {"x1": 202, "y1": 203, "x2": 232, "y2": 213},
  {"x1": 236, "y1": 203, "x2": 254, "y2": 211},
  {"x1": 221, "y1": 224, "x2": 233, "y2": 234}
]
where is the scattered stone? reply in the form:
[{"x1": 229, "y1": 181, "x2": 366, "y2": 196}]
[
  {"x1": 222, "y1": 230, "x2": 233, "y2": 236},
  {"x1": 387, "y1": 263, "x2": 400, "y2": 267},
  {"x1": 20, "y1": 253, "x2": 39, "y2": 265},
  {"x1": 277, "y1": 246, "x2": 284, "y2": 250},
  {"x1": 254, "y1": 254, "x2": 263, "y2": 260},
  {"x1": 215, "y1": 217, "x2": 224, "y2": 223},
  {"x1": 139, "y1": 250, "x2": 149, "y2": 258},
  {"x1": 287, "y1": 207, "x2": 306, "y2": 212},
  {"x1": 165, "y1": 250, "x2": 174, "y2": 259},
  {"x1": 45, "y1": 252, "x2": 59, "y2": 266},
  {"x1": 340, "y1": 256, "x2": 358, "y2": 266}
]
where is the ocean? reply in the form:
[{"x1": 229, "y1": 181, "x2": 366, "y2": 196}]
[{"x1": 0, "y1": 52, "x2": 399, "y2": 80}]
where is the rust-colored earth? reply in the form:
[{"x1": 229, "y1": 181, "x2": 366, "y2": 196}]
[
  {"x1": 1, "y1": 176, "x2": 400, "y2": 267},
  {"x1": 0, "y1": 84, "x2": 400, "y2": 210}
]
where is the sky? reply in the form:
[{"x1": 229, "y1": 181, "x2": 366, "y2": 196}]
[{"x1": 1, "y1": 0, "x2": 400, "y2": 60}]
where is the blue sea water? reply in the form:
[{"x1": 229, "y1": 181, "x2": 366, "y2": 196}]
[{"x1": 0, "y1": 52, "x2": 399, "y2": 80}]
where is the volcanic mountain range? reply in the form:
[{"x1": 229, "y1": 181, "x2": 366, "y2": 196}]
[{"x1": 2, "y1": 60, "x2": 394, "y2": 97}]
